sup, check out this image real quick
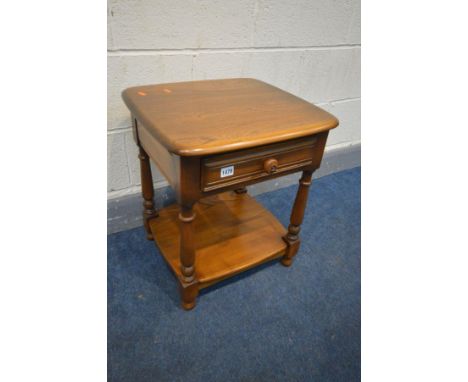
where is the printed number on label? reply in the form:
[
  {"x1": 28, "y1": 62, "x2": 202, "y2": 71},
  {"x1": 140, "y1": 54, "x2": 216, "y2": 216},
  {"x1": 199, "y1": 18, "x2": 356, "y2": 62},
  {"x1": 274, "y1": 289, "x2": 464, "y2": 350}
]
[{"x1": 220, "y1": 166, "x2": 234, "y2": 178}]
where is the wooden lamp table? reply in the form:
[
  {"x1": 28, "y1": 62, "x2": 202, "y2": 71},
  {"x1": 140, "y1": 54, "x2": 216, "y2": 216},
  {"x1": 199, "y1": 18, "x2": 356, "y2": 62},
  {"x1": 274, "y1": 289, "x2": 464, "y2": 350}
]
[{"x1": 122, "y1": 78, "x2": 338, "y2": 310}]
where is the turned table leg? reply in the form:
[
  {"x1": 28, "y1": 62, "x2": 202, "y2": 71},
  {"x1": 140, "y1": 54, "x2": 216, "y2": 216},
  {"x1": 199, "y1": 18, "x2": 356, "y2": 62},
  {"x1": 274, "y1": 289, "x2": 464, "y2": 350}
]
[
  {"x1": 282, "y1": 170, "x2": 313, "y2": 266},
  {"x1": 138, "y1": 145, "x2": 158, "y2": 240},
  {"x1": 178, "y1": 204, "x2": 199, "y2": 310}
]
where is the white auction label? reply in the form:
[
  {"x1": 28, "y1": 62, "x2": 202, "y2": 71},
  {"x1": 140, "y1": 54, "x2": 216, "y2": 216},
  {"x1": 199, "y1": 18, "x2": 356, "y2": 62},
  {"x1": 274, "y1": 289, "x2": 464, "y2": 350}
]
[{"x1": 220, "y1": 166, "x2": 234, "y2": 178}]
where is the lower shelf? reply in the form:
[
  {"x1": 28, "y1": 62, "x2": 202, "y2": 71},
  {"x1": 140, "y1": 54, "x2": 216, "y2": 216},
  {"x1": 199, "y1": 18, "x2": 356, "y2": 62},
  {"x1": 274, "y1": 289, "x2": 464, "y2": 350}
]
[{"x1": 149, "y1": 191, "x2": 288, "y2": 288}]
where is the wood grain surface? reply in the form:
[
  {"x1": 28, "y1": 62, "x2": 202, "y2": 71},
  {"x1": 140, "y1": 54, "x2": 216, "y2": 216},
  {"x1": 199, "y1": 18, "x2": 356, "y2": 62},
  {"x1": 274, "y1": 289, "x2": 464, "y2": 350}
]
[{"x1": 122, "y1": 78, "x2": 338, "y2": 156}]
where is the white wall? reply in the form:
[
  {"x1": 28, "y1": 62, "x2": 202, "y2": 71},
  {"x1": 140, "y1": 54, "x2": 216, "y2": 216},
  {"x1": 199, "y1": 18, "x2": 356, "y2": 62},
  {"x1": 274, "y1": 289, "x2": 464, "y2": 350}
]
[{"x1": 107, "y1": 0, "x2": 361, "y2": 198}]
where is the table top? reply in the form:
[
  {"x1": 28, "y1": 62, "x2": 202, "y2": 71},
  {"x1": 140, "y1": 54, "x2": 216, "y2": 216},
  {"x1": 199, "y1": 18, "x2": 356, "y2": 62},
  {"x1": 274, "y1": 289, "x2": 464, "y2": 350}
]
[{"x1": 122, "y1": 78, "x2": 338, "y2": 156}]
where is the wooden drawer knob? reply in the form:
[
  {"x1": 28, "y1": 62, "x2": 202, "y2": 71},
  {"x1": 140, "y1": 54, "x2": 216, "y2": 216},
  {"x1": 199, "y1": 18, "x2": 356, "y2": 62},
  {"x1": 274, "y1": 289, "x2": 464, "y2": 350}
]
[{"x1": 264, "y1": 158, "x2": 278, "y2": 174}]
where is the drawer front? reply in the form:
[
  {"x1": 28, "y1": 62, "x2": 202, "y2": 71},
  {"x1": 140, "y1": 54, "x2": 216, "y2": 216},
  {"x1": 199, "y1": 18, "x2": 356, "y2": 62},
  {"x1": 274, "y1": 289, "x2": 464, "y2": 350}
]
[{"x1": 201, "y1": 136, "x2": 318, "y2": 192}]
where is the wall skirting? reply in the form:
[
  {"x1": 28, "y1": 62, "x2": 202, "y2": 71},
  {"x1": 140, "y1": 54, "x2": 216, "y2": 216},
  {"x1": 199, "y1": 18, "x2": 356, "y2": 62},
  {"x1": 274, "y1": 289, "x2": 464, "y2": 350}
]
[{"x1": 107, "y1": 143, "x2": 360, "y2": 235}]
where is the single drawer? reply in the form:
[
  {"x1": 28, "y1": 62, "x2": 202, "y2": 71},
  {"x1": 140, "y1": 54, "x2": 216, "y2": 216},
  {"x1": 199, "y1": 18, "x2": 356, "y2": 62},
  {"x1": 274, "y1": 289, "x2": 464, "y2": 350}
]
[{"x1": 201, "y1": 136, "x2": 318, "y2": 192}]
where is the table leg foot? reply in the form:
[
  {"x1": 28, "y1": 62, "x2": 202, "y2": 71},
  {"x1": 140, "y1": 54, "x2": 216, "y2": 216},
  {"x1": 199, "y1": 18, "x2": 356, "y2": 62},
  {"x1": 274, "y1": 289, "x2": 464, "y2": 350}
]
[
  {"x1": 182, "y1": 300, "x2": 196, "y2": 310},
  {"x1": 281, "y1": 238, "x2": 300, "y2": 267},
  {"x1": 280, "y1": 257, "x2": 293, "y2": 267},
  {"x1": 179, "y1": 281, "x2": 199, "y2": 311}
]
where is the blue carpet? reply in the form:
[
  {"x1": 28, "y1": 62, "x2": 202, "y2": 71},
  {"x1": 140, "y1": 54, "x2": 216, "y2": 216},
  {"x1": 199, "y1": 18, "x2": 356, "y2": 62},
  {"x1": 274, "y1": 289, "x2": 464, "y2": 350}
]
[{"x1": 108, "y1": 167, "x2": 361, "y2": 382}]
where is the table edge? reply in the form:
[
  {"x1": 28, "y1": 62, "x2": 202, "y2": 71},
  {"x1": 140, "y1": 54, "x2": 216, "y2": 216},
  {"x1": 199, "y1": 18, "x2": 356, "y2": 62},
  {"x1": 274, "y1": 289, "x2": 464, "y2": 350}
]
[{"x1": 122, "y1": 86, "x2": 339, "y2": 157}]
